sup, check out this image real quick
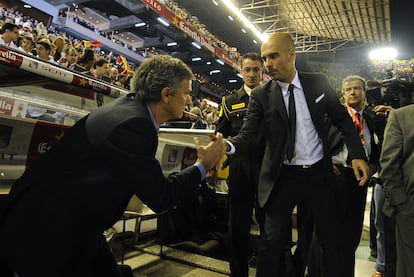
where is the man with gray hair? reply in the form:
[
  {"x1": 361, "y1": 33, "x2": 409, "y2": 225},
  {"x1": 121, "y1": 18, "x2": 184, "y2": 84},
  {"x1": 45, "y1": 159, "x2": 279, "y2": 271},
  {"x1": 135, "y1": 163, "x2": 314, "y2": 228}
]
[
  {"x1": 298, "y1": 75, "x2": 379, "y2": 277},
  {"x1": 329, "y1": 75, "x2": 379, "y2": 276},
  {"x1": 0, "y1": 54, "x2": 226, "y2": 277}
]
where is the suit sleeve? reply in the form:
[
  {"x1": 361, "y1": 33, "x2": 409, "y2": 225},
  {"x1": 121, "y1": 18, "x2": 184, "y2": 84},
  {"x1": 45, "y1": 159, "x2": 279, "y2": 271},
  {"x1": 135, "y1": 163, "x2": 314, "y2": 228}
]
[
  {"x1": 380, "y1": 110, "x2": 407, "y2": 208},
  {"x1": 230, "y1": 92, "x2": 264, "y2": 156},
  {"x1": 102, "y1": 117, "x2": 201, "y2": 213}
]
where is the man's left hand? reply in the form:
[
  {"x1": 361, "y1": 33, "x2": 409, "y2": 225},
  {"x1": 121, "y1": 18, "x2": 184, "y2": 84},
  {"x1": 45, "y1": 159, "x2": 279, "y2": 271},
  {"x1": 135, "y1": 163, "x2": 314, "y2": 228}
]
[{"x1": 351, "y1": 159, "x2": 370, "y2": 186}]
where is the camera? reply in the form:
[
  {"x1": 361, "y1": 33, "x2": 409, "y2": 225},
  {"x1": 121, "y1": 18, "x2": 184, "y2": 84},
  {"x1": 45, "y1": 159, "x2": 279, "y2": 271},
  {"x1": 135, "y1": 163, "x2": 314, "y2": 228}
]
[{"x1": 366, "y1": 78, "x2": 414, "y2": 109}]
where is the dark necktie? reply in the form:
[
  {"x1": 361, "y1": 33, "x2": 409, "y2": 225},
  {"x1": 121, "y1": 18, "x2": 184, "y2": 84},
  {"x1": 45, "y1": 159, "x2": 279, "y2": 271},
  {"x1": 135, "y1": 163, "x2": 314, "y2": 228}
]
[
  {"x1": 287, "y1": 84, "x2": 296, "y2": 162},
  {"x1": 355, "y1": 112, "x2": 365, "y2": 145},
  {"x1": 355, "y1": 112, "x2": 363, "y2": 133},
  {"x1": 355, "y1": 112, "x2": 361, "y2": 123}
]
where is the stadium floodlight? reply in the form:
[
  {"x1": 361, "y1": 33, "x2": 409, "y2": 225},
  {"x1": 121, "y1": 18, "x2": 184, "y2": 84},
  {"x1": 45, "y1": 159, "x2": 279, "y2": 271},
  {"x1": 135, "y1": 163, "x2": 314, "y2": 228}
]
[
  {"x1": 221, "y1": 0, "x2": 268, "y2": 42},
  {"x1": 369, "y1": 47, "x2": 397, "y2": 60}
]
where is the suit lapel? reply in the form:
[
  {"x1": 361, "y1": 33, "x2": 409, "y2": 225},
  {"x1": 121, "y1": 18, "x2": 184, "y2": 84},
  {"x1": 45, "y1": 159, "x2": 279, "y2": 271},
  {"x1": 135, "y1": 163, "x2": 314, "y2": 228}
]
[
  {"x1": 299, "y1": 73, "x2": 317, "y2": 119},
  {"x1": 267, "y1": 80, "x2": 288, "y2": 124}
]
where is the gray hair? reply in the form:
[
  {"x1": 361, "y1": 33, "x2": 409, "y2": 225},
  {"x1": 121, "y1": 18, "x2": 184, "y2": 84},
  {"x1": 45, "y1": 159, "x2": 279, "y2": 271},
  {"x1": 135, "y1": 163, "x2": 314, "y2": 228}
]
[
  {"x1": 342, "y1": 75, "x2": 367, "y2": 92},
  {"x1": 131, "y1": 55, "x2": 194, "y2": 103}
]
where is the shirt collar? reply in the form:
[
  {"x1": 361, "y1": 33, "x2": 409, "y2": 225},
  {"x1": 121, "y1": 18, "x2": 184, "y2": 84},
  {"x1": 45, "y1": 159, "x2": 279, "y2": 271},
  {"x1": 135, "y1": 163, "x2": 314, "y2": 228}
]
[
  {"x1": 347, "y1": 105, "x2": 364, "y2": 116},
  {"x1": 276, "y1": 70, "x2": 302, "y2": 96},
  {"x1": 243, "y1": 84, "x2": 252, "y2": 96}
]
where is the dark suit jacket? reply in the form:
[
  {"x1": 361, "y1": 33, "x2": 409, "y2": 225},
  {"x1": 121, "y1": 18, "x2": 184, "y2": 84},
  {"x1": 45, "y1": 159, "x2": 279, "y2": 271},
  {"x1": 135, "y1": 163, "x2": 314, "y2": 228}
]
[
  {"x1": 230, "y1": 72, "x2": 367, "y2": 207},
  {"x1": 0, "y1": 94, "x2": 202, "y2": 276}
]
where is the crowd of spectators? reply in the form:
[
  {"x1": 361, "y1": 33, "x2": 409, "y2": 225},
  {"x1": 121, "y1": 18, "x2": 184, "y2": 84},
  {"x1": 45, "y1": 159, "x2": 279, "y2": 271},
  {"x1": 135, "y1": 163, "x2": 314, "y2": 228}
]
[
  {"x1": 1, "y1": 4, "x2": 223, "y2": 127},
  {"x1": 62, "y1": 0, "x2": 242, "y2": 96},
  {"x1": 68, "y1": 14, "x2": 139, "y2": 54},
  {"x1": 0, "y1": 6, "x2": 133, "y2": 90},
  {"x1": 2, "y1": 0, "x2": 251, "y2": 97},
  {"x1": 164, "y1": 0, "x2": 241, "y2": 61},
  {"x1": 63, "y1": 0, "x2": 242, "y2": 66},
  {"x1": 2, "y1": 2, "x2": 414, "y2": 115},
  {"x1": 186, "y1": 97, "x2": 220, "y2": 130}
]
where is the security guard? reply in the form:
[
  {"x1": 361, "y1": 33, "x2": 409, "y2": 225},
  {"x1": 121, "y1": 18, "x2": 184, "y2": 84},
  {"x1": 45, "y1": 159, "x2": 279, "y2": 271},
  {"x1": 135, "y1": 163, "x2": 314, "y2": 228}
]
[{"x1": 216, "y1": 52, "x2": 264, "y2": 277}]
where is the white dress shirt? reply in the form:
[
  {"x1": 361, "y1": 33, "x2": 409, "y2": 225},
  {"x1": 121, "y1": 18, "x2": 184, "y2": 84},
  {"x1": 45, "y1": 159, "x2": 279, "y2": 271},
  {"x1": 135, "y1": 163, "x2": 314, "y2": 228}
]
[
  {"x1": 277, "y1": 71, "x2": 324, "y2": 166},
  {"x1": 332, "y1": 107, "x2": 371, "y2": 166}
]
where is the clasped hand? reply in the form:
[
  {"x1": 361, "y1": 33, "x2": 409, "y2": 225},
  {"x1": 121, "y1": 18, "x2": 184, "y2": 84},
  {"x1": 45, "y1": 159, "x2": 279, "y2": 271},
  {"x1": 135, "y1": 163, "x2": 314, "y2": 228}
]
[{"x1": 194, "y1": 132, "x2": 226, "y2": 171}]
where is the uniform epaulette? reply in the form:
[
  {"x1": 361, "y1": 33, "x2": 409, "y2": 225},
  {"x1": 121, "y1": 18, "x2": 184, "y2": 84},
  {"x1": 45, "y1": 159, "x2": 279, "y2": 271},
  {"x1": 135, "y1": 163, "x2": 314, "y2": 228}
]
[{"x1": 220, "y1": 96, "x2": 230, "y2": 120}]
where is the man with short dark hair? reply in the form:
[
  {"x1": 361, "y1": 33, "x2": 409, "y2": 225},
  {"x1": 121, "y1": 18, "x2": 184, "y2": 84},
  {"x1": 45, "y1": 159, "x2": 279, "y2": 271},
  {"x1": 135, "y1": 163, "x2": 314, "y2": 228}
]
[
  {"x1": 0, "y1": 55, "x2": 226, "y2": 277},
  {"x1": 0, "y1": 22, "x2": 20, "y2": 49},
  {"x1": 36, "y1": 39, "x2": 56, "y2": 63},
  {"x1": 89, "y1": 58, "x2": 110, "y2": 82},
  {"x1": 17, "y1": 35, "x2": 34, "y2": 55},
  {"x1": 216, "y1": 52, "x2": 264, "y2": 277}
]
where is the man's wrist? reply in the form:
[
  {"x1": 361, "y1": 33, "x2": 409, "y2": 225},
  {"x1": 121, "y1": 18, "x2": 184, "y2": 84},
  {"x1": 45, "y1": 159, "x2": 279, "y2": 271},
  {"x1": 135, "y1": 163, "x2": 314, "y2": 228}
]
[{"x1": 194, "y1": 161, "x2": 206, "y2": 180}]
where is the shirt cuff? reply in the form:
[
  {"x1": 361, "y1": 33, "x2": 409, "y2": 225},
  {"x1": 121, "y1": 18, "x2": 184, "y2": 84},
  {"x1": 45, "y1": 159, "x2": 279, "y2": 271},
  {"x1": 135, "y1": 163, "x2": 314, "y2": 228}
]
[
  {"x1": 194, "y1": 162, "x2": 206, "y2": 181},
  {"x1": 226, "y1": 140, "x2": 235, "y2": 155}
]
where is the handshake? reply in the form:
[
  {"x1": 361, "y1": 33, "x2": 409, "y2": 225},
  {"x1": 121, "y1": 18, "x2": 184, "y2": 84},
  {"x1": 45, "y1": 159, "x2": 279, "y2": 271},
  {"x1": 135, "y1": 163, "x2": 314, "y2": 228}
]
[{"x1": 194, "y1": 132, "x2": 227, "y2": 171}]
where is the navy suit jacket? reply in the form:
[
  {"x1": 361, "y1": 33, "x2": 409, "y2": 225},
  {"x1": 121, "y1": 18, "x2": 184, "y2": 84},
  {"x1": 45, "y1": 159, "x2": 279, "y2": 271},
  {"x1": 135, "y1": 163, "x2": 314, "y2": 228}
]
[{"x1": 0, "y1": 94, "x2": 202, "y2": 276}]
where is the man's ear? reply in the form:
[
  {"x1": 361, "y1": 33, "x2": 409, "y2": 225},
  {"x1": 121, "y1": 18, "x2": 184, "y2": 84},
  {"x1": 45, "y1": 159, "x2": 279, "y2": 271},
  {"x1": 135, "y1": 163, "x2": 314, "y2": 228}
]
[{"x1": 160, "y1": 87, "x2": 171, "y2": 103}]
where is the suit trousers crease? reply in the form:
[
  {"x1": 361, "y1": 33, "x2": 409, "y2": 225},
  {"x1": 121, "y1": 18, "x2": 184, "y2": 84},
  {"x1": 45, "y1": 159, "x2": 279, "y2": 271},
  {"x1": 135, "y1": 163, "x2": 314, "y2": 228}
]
[
  {"x1": 332, "y1": 167, "x2": 367, "y2": 277},
  {"x1": 256, "y1": 164, "x2": 340, "y2": 277},
  {"x1": 297, "y1": 167, "x2": 368, "y2": 277}
]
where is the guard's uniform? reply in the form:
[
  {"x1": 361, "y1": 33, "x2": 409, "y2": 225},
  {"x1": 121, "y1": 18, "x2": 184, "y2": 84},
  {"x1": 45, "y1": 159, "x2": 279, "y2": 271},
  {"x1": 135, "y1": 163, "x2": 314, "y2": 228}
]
[{"x1": 216, "y1": 87, "x2": 264, "y2": 277}]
